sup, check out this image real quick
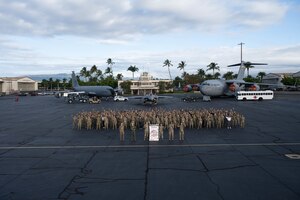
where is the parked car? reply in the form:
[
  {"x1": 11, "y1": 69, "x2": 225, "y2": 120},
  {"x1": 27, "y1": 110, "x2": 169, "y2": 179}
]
[{"x1": 114, "y1": 95, "x2": 128, "y2": 102}]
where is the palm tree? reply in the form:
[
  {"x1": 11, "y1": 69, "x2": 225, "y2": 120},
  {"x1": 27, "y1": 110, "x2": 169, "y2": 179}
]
[
  {"x1": 55, "y1": 79, "x2": 61, "y2": 90},
  {"x1": 104, "y1": 67, "x2": 113, "y2": 76},
  {"x1": 222, "y1": 71, "x2": 234, "y2": 80},
  {"x1": 197, "y1": 68, "x2": 205, "y2": 79},
  {"x1": 49, "y1": 78, "x2": 53, "y2": 91},
  {"x1": 177, "y1": 61, "x2": 186, "y2": 79},
  {"x1": 106, "y1": 58, "x2": 115, "y2": 75},
  {"x1": 257, "y1": 71, "x2": 266, "y2": 82},
  {"x1": 90, "y1": 65, "x2": 98, "y2": 75},
  {"x1": 96, "y1": 69, "x2": 103, "y2": 80},
  {"x1": 163, "y1": 59, "x2": 173, "y2": 80},
  {"x1": 127, "y1": 65, "x2": 139, "y2": 80},
  {"x1": 244, "y1": 62, "x2": 254, "y2": 77},
  {"x1": 116, "y1": 73, "x2": 123, "y2": 81},
  {"x1": 62, "y1": 78, "x2": 67, "y2": 90},
  {"x1": 80, "y1": 67, "x2": 90, "y2": 82},
  {"x1": 177, "y1": 61, "x2": 186, "y2": 72},
  {"x1": 206, "y1": 62, "x2": 220, "y2": 76}
]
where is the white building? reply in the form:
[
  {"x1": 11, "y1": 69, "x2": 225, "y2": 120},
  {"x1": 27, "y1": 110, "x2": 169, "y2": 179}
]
[
  {"x1": 118, "y1": 72, "x2": 173, "y2": 95},
  {"x1": 0, "y1": 76, "x2": 38, "y2": 95}
]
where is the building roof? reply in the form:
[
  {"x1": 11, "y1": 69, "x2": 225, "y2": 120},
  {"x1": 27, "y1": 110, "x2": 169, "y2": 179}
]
[{"x1": 0, "y1": 76, "x2": 36, "y2": 82}]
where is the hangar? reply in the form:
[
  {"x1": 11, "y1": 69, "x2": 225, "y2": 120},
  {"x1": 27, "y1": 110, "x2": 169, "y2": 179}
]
[{"x1": 0, "y1": 76, "x2": 38, "y2": 95}]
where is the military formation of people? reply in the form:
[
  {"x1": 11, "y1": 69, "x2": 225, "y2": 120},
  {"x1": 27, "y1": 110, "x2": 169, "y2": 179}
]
[{"x1": 72, "y1": 108, "x2": 245, "y2": 142}]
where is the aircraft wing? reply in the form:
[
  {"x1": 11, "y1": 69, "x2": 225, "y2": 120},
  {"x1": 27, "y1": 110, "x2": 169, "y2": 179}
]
[
  {"x1": 87, "y1": 92, "x2": 97, "y2": 95},
  {"x1": 227, "y1": 63, "x2": 241, "y2": 67}
]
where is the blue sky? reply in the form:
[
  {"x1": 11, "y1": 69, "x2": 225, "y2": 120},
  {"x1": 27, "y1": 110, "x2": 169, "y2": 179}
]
[{"x1": 0, "y1": 0, "x2": 299, "y2": 79}]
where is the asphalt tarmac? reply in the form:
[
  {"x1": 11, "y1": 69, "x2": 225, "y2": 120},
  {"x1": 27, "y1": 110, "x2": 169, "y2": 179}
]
[{"x1": 0, "y1": 92, "x2": 299, "y2": 200}]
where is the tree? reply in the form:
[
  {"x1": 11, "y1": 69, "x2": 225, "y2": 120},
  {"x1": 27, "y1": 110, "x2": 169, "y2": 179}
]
[
  {"x1": 55, "y1": 79, "x2": 61, "y2": 90},
  {"x1": 116, "y1": 73, "x2": 123, "y2": 81},
  {"x1": 104, "y1": 67, "x2": 113, "y2": 76},
  {"x1": 100, "y1": 75, "x2": 118, "y2": 88},
  {"x1": 177, "y1": 61, "x2": 186, "y2": 79},
  {"x1": 49, "y1": 78, "x2": 53, "y2": 91},
  {"x1": 214, "y1": 72, "x2": 221, "y2": 79},
  {"x1": 173, "y1": 76, "x2": 183, "y2": 88},
  {"x1": 127, "y1": 65, "x2": 139, "y2": 80},
  {"x1": 80, "y1": 67, "x2": 89, "y2": 82},
  {"x1": 163, "y1": 59, "x2": 173, "y2": 80},
  {"x1": 41, "y1": 79, "x2": 48, "y2": 90},
  {"x1": 205, "y1": 74, "x2": 213, "y2": 80},
  {"x1": 281, "y1": 76, "x2": 297, "y2": 86},
  {"x1": 244, "y1": 62, "x2": 254, "y2": 77},
  {"x1": 90, "y1": 65, "x2": 97, "y2": 74},
  {"x1": 96, "y1": 69, "x2": 103, "y2": 80},
  {"x1": 197, "y1": 68, "x2": 206, "y2": 79},
  {"x1": 206, "y1": 62, "x2": 220, "y2": 76},
  {"x1": 243, "y1": 75, "x2": 259, "y2": 83},
  {"x1": 62, "y1": 78, "x2": 67, "y2": 90},
  {"x1": 257, "y1": 71, "x2": 266, "y2": 82},
  {"x1": 106, "y1": 58, "x2": 115, "y2": 75},
  {"x1": 222, "y1": 71, "x2": 234, "y2": 80},
  {"x1": 158, "y1": 81, "x2": 166, "y2": 93},
  {"x1": 120, "y1": 81, "x2": 132, "y2": 94},
  {"x1": 184, "y1": 74, "x2": 201, "y2": 84}
]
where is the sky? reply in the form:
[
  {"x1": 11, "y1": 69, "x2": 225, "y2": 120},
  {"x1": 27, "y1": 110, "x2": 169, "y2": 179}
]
[{"x1": 0, "y1": 0, "x2": 300, "y2": 79}]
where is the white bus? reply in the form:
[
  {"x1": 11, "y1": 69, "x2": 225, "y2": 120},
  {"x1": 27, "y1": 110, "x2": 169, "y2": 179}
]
[{"x1": 236, "y1": 90, "x2": 274, "y2": 101}]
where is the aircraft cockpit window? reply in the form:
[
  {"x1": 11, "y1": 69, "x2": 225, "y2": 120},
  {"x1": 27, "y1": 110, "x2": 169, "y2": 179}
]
[{"x1": 202, "y1": 82, "x2": 210, "y2": 86}]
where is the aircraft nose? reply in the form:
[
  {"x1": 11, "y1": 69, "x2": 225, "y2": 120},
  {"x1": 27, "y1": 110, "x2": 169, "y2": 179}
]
[
  {"x1": 199, "y1": 85, "x2": 206, "y2": 94},
  {"x1": 200, "y1": 84, "x2": 211, "y2": 96}
]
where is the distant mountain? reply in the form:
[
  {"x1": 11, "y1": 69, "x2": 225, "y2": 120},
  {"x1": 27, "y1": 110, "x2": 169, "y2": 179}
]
[
  {"x1": 28, "y1": 73, "x2": 133, "y2": 82},
  {"x1": 28, "y1": 73, "x2": 71, "y2": 82}
]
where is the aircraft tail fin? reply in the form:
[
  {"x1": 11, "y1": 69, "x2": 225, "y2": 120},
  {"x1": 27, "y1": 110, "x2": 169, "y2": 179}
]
[
  {"x1": 228, "y1": 62, "x2": 246, "y2": 80},
  {"x1": 72, "y1": 71, "x2": 79, "y2": 88},
  {"x1": 236, "y1": 64, "x2": 246, "y2": 80}
]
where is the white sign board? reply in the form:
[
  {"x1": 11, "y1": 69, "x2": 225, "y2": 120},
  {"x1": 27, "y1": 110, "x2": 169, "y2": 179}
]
[{"x1": 149, "y1": 124, "x2": 159, "y2": 141}]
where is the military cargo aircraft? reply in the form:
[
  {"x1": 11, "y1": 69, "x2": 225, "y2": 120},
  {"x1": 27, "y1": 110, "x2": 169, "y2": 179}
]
[
  {"x1": 72, "y1": 71, "x2": 116, "y2": 98},
  {"x1": 197, "y1": 61, "x2": 268, "y2": 97},
  {"x1": 183, "y1": 61, "x2": 268, "y2": 97}
]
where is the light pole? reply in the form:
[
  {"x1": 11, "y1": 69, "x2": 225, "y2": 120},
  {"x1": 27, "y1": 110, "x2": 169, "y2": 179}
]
[{"x1": 238, "y1": 42, "x2": 245, "y2": 63}]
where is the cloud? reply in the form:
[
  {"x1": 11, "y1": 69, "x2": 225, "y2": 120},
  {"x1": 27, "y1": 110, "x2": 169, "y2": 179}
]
[
  {"x1": 0, "y1": 0, "x2": 289, "y2": 39},
  {"x1": 1, "y1": 43, "x2": 299, "y2": 77}
]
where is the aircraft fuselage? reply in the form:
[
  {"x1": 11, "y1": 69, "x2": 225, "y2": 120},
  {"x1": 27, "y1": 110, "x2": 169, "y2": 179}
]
[{"x1": 74, "y1": 86, "x2": 115, "y2": 97}]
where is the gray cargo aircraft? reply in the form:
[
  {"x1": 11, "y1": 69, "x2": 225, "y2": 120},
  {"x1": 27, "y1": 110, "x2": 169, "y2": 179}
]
[
  {"x1": 71, "y1": 71, "x2": 115, "y2": 98},
  {"x1": 184, "y1": 61, "x2": 267, "y2": 97}
]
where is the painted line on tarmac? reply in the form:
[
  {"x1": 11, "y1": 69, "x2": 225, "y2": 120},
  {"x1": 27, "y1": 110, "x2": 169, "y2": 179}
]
[{"x1": 0, "y1": 142, "x2": 300, "y2": 149}]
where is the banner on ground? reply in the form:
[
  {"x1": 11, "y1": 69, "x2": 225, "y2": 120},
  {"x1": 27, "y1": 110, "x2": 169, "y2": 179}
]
[{"x1": 149, "y1": 124, "x2": 159, "y2": 141}]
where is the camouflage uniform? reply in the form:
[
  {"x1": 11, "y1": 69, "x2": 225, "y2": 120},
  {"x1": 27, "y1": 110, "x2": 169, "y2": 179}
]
[
  {"x1": 77, "y1": 115, "x2": 82, "y2": 130},
  {"x1": 119, "y1": 122, "x2": 125, "y2": 141},
  {"x1": 159, "y1": 124, "x2": 164, "y2": 140},
  {"x1": 179, "y1": 122, "x2": 185, "y2": 140},
  {"x1": 130, "y1": 120, "x2": 136, "y2": 142},
  {"x1": 144, "y1": 122, "x2": 149, "y2": 141},
  {"x1": 168, "y1": 123, "x2": 174, "y2": 141}
]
